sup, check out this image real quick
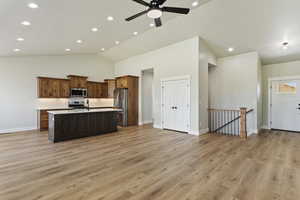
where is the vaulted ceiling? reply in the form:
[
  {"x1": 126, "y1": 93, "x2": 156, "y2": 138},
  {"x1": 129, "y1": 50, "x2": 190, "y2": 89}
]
[{"x1": 1, "y1": 0, "x2": 300, "y2": 65}]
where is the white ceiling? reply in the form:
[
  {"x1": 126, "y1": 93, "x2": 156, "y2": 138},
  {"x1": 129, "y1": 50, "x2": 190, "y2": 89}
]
[
  {"x1": 1, "y1": 0, "x2": 300, "y2": 65},
  {"x1": 0, "y1": 0, "x2": 205, "y2": 56}
]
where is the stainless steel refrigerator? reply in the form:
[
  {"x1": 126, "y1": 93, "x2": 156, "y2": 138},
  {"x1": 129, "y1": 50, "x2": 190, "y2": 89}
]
[{"x1": 114, "y1": 88, "x2": 128, "y2": 126}]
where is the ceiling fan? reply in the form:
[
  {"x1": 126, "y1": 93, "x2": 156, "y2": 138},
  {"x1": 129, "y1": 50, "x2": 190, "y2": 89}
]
[{"x1": 125, "y1": 0, "x2": 190, "y2": 27}]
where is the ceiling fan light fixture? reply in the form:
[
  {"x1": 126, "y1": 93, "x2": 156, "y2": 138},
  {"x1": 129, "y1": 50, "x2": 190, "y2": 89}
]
[{"x1": 147, "y1": 9, "x2": 162, "y2": 19}]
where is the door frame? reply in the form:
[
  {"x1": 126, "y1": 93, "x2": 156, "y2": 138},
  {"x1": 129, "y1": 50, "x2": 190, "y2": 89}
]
[
  {"x1": 161, "y1": 75, "x2": 191, "y2": 133},
  {"x1": 268, "y1": 75, "x2": 300, "y2": 129}
]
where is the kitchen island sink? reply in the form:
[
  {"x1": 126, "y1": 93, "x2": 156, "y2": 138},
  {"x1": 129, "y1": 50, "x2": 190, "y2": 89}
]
[{"x1": 48, "y1": 109, "x2": 122, "y2": 143}]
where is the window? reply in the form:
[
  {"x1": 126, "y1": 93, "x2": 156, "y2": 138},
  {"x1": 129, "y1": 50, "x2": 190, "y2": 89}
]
[{"x1": 277, "y1": 81, "x2": 297, "y2": 94}]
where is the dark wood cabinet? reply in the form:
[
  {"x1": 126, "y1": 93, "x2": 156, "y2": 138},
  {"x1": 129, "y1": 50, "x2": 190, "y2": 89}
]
[
  {"x1": 116, "y1": 77, "x2": 128, "y2": 89},
  {"x1": 101, "y1": 82, "x2": 108, "y2": 98},
  {"x1": 38, "y1": 77, "x2": 69, "y2": 98},
  {"x1": 38, "y1": 75, "x2": 111, "y2": 99},
  {"x1": 105, "y1": 79, "x2": 116, "y2": 98},
  {"x1": 116, "y1": 76, "x2": 139, "y2": 126},
  {"x1": 87, "y1": 81, "x2": 108, "y2": 98},
  {"x1": 38, "y1": 110, "x2": 49, "y2": 130},
  {"x1": 60, "y1": 79, "x2": 70, "y2": 98},
  {"x1": 48, "y1": 111, "x2": 118, "y2": 143},
  {"x1": 67, "y1": 75, "x2": 88, "y2": 88}
]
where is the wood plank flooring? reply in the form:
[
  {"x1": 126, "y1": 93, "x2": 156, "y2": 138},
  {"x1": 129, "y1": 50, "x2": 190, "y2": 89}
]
[{"x1": 0, "y1": 126, "x2": 299, "y2": 200}]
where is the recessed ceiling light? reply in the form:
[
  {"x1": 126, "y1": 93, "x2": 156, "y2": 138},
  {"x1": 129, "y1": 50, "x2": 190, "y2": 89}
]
[
  {"x1": 282, "y1": 42, "x2": 289, "y2": 50},
  {"x1": 16, "y1": 38, "x2": 24, "y2": 41},
  {"x1": 101, "y1": 48, "x2": 105, "y2": 52},
  {"x1": 107, "y1": 16, "x2": 114, "y2": 21},
  {"x1": 76, "y1": 40, "x2": 83, "y2": 44},
  {"x1": 133, "y1": 31, "x2": 138, "y2": 36},
  {"x1": 27, "y1": 3, "x2": 39, "y2": 9},
  {"x1": 21, "y1": 21, "x2": 31, "y2": 26},
  {"x1": 115, "y1": 41, "x2": 120, "y2": 45},
  {"x1": 150, "y1": 23, "x2": 155, "y2": 27},
  {"x1": 192, "y1": 1, "x2": 199, "y2": 7},
  {"x1": 228, "y1": 47, "x2": 234, "y2": 52},
  {"x1": 14, "y1": 49, "x2": 21, "y2": 52},
  {"x1": 65, "y1": 48, "x2": 71, "y2": 52},
  {"x1": 91, "y1": 27, "x2": 98, "y2": 32}
]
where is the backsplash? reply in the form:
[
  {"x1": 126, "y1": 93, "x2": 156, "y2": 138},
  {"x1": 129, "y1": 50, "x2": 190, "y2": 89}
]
[{"x1": 37, "y1": 98, "x2": 114, "y2": 109}]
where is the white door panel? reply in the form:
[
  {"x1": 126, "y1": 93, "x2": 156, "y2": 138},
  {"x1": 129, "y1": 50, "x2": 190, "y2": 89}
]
[
  {"x1": 162, "y1": 79, "x2": 190, "y2": 133},
  {"x1": 271, "y1": 79, "x2": 300, "y2": 132}
]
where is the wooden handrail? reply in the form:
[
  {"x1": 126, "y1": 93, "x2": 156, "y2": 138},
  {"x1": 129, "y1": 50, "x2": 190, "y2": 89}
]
[{"x1": 208, "y1": 108, "x2": 240, "y2": 112}]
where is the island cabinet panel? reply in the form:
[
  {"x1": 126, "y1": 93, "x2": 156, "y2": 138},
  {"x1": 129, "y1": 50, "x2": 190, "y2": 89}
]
[
  {"x1": 89, "y1": 112, "x2": 117, "y2": 135},
  {"x1": 105, "y1": 79, "x2": 116, "y2": 98},
  {"x1": 49, "y1": 112, "x2": 118, "y2": 143},
  {"x1": 38, "y1": 77, "x2": 69, "y2": 98}
]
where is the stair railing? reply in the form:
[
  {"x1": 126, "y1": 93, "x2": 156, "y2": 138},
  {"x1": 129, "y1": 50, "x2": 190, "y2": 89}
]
[{"x1": 208, "y1": 107, "x2": 254, "y2": 139}]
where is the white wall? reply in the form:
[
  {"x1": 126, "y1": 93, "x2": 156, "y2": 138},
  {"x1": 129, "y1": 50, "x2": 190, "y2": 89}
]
[
  {"x1": 0, "y1": 54, "x2": 114, "y2": 133},
  {"x1": 115, "y1": 37, "x2": 200, "y2": 134},
  {"x1": 262, "y1": 60, "x2": 300, "y2": 127},
  {"x1": 142, "y1": 69, "x2": 154, "y2": 124},
  {"x1": 199, "y1": 38, "x2": 217, "y2": 132},
  {"x1": 209, "y1": 52, "x2": 260, "y2": 134},
  {"x1": 257, "y1": 58, "x2": 263, "y2": 129}
]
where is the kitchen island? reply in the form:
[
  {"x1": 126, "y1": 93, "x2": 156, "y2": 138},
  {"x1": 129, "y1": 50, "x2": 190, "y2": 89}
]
[{"x1": 48, "y1": 109, "x2": 122, "y2": 143}]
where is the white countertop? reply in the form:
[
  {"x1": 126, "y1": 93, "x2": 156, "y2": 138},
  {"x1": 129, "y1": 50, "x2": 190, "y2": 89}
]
[
  {"x1": 48, "y1": 108, "x2": 122, "y2": 115},
  {"x1": 37, "y1": 106, "x2": 113, "y2": 110}
]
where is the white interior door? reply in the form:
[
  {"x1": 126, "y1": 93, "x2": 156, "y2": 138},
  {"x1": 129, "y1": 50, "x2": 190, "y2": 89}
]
[
  {"x1": 162, "y1": 79, "x2": 190, "y2": 132},
  {"x1": 271, "y1": 79, "x2": 300, "y2": 132}
]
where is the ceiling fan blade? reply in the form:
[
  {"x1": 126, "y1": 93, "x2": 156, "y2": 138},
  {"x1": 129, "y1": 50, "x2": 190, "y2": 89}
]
[
  {"x1": 155, "y1": 18, "x2": 162, "y2": 27},
  {"x1": 126, "y1": 10, "x2": 149, "y2": 21},
  {"x1": 162, "y1": 6, "x2": 190, "y2": 14},
  {"x1": 157, "y1": 0, "x2": 167, "y2": 5},
  {"x1": 132, "y1": 0, "x2": 150, "y2": 7}
]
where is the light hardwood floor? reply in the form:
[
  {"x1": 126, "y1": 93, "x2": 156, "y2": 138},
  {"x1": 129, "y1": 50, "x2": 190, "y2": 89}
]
[{"x1": 0, "y1": 125, "x2": 299, "y2": 200}]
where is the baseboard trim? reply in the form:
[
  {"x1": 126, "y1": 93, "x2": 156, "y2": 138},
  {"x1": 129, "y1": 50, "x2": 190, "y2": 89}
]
[
  {"x1": 153, "y1": 124, "x2": 162, "y2": 129},
  {"x1": 0, "y1": 127, "x2": 37, "y2": 134},
  {"x1": 189, "y1": 128, "x2": 209, "y2": 136},
  {"x1": 141, "y1": 120, "x2": 153, "y2": 125},
  {"x1": 261, "y1": 125, "x2": 270, "y2": 130}
]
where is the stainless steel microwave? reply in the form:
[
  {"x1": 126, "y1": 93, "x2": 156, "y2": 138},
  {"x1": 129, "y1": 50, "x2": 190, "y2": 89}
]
[{"x1": 70, "y1": 88, "x2": 87, "y2": 97}]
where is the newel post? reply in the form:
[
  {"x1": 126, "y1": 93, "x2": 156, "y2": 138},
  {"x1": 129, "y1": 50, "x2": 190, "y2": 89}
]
[{"x1": 240, "y1": 107, "x2": 247, "y2": 140}]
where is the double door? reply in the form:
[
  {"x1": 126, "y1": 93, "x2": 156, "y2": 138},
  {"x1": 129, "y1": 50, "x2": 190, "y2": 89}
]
[
  {"x1": 271, "y1": 79, "x2": 300, "y2": 132},
  {"x1": 162, "y1": 79, "x2": 190, "y2": 132}
]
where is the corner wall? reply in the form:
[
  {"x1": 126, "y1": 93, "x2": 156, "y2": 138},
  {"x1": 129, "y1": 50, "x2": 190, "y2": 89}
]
[
  {"x1": 209, "y1": 52, "x2": 261, "y2": 134},
  {"x1": 114, "y1": 37, "x2": 200, "y2": 134},
  {"x1": 199, "y1": 38, "x2": 217, "y2": 133}
]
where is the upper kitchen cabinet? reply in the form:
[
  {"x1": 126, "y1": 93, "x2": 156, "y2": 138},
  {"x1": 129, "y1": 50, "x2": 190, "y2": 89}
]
[
  {"x1": 116, "y1": 77, "x2": 128, "y2": 89},
  {"x1": 38, "y1": 77, "x2": 69, "y2": 98},
  {"x1": 67, "y1": 75, "x2": 88, "y2": 89},
  {"x1": 37, "y1": 75, "x2": 111, "y2": 99},
  {"x1": 105, "y1": 79, "x2": 116, "y2": 98},
  {"x1": 60, "y1": 79, "x2": 70, "y2": 98},
  {"x1": 87, "y1": 81, "x2": 108, "y2": 98}
]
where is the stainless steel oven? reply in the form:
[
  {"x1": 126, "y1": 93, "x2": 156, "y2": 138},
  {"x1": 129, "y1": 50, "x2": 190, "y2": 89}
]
[{"x1": 70, "y1": 88, "x2": 87, "y2": 98}]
